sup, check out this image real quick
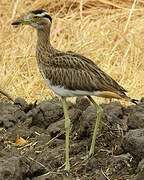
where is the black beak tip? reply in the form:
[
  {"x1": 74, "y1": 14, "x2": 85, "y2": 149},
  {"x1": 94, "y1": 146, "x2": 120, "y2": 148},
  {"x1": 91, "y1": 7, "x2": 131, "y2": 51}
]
[{"x1": 11, "y1": 21, "x2": 20, "y2": 25}]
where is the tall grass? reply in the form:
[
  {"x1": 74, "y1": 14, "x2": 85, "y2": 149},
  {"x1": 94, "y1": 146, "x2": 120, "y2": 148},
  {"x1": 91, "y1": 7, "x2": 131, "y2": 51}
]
[{"x1": 0, "y1": 0, "x2": 144, "y2": 103}]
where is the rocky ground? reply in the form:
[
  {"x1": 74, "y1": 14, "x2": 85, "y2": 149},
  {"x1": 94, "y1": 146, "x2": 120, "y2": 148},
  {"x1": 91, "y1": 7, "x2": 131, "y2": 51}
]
[{"x1": 0, "y1": 97, "x2": 144, "y2": 180}]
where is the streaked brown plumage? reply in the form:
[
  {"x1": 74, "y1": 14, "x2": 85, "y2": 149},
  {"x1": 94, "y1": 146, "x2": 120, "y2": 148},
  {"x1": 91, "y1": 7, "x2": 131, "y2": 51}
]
[
  {"x1": 12, "y1": 9, "x2": 137, "y2": 172},
  {"x1": 38, "y1": 50, "x2": 127, "y2": 96}
]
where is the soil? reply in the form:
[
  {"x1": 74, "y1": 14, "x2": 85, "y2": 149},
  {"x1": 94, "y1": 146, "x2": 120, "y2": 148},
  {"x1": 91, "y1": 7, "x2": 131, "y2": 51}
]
[{"x1": 0, "y1": 97, "x2": 144, "y2": 180}]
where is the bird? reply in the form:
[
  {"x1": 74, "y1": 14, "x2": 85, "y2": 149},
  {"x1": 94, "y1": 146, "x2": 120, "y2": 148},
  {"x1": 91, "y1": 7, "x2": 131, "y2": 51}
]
[{"x1": 12, "y1": 9, "x2": 137, "y2": 172}]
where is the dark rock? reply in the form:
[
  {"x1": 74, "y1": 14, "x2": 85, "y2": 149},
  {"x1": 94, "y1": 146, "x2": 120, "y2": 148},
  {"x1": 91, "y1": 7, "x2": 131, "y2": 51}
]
[
  {"x1": 68, "y1": 108, "x2": 82, "y2": 138},
  {"x1": 0, "y1": 114, "x2": 16, "y2": 128},
  {"x1": 137, "y1": 158, "x2": 144, "y2": 172},
  {"x1": 140, "y1": 97, "x2": 144, "y2": 103},
  {"x1": 35, "y1": 133, "x2": 51, "y2": 146},
  {"x1": 6, "y1": 126, "x2": 32, "y2": 141},
  {"x1": 111, "y1": 153, "x2": 133, "y2": 168},
  {"x1": 0, "y1": 156, "x2": 28, "y2": 180},
  {"x1": 49, "y1": 97, "x2": 73, "y2": 109},
  {"x1": 94, "y1": 174, "x2": 107, "y2": 180},
  {"x1": 27, "y1": 101, "x2": 64, "y2": 129},
  {"x1": 76, "y1": 97, "x2": 90, "y2": 111},
  {"x1": 0, "y1": 97, "x2": 143, "y2": 179},
  {"x1": 14, "y1": 109, "x2": 27, "y2": 122},
  {"x1": 76, "y1": 102, "x2": 126, "y2": 140},
  {"x1": 14, "y1": 97, "x2": 28, "y2": 109},
  {"x1": 29, "y1": 147, "x2": 64, "y2": 174},
  {"x1": 128, "y1": 101, "x2": 144, "y2": 129},
  {"x1": 101, "y1": 102, "x2": 127, "y2": 131},
  {"x1": 48, "y1": 97, "x2": 60, "y2": 104},
  {"x1": 15, "y1": 98, "x2": 37, "y2": 113},
  {"x1": 81, "y1": 173, "x2": 106, "y2": 180},
  {"x1": 32, "y1": 174, "x2": 66, "y2": 180},
  {"x1": 69, "y1": 108, "x2": 82, "y2": 124},
  {"x1": 136, "y1": 158, "x2": 144, "y2": 180},
  {"x1": 122, "y1": 129, "x2": 144, "y2": 160},
  {"x1": 47, "y1": 119, "x2": 65, "y2": 139},
  {"x1": 136, "y1": 171, "x2": 144, "y2": 180},
  {"x1": 0, "y1": 102, "x2": 27, "y2": 128},
  {"x1": 77, "y1": 105, "x2": 97, "y2": 139},
  {"x1": 30, "y1": 126, "x2": 45, "y2": 135}
]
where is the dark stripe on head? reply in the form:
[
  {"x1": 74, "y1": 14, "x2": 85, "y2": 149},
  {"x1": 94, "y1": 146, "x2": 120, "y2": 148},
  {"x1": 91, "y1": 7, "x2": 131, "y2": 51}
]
[
  {"x1": 31, "y1": 9, "x2": 52, "y2": 22},
  {"x1": 31, "y1": 9, "x2": 46, "y2": 14},
  {"x1": 43, "y1": 14, "x2": 52, "y2": 22}
]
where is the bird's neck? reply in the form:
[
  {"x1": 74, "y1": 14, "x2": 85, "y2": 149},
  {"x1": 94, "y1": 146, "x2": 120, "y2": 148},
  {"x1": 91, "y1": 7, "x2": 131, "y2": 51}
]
[
  {"x1": 36, "y1": 26, "x2": 57, "y2": 67},
  {"x1": 36, "y1": 27, "x2": 54, "y2": 53}
]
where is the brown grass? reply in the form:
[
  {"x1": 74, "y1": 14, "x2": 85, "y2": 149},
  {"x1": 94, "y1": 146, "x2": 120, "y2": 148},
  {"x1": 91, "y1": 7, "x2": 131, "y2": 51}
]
[{"x1": 0, "y1": 0, "x2": 144, "y2": 104}]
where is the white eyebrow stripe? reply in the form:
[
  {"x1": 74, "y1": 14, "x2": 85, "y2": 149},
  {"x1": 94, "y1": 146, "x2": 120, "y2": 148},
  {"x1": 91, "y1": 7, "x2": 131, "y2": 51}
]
[{"x1": 36, "y1": 12, "x2": 50, "y2": 17}]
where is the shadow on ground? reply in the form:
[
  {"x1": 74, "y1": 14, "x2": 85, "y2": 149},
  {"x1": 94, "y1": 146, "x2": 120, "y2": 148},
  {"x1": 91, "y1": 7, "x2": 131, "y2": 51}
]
[{"x1": 0, "y1": 97, "x2": 144, "y2": 180}]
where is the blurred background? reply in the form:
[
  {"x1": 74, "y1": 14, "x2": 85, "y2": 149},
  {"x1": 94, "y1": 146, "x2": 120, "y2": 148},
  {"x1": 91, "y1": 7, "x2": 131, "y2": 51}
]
[{"x1": 0, "y1": 0, "x2": 144, "y2": 103}]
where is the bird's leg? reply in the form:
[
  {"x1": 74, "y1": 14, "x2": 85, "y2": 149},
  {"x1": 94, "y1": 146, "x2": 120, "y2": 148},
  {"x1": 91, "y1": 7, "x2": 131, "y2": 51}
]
[
  {"x1": 87, "y1": 96, "x2": 101, "y2": 157},
  {"x1": 61, "y1": 96, "x2": 70, "y2": 172}
]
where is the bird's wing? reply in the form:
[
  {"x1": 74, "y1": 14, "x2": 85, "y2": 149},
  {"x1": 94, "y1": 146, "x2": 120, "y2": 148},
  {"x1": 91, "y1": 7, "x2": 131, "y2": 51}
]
[{"x1": 41, "y1": 51, "x2": 127, "y2": 95}]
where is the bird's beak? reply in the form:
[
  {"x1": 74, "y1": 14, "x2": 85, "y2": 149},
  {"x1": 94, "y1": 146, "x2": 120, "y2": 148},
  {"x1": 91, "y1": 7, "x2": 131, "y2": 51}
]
[{"x1": 11, "y1": 17, "x2": 30, "y2": 25}]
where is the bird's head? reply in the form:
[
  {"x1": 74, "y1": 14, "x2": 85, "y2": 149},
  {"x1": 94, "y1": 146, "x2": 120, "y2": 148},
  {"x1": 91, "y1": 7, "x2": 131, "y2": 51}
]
[{"x1": 12, "y1": 9, "x2": 52, "y2": 30}]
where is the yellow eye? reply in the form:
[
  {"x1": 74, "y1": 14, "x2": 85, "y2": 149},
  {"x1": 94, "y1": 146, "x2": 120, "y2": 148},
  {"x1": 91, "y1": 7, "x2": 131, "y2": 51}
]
[{"x1": 33, "y1": 16, "x2": 39, "y2": 20}]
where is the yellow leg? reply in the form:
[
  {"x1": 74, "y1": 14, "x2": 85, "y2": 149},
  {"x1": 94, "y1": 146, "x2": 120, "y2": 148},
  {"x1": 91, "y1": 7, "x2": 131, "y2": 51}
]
[
  {"x1": 87, "y1": 96, "x2": 101, "y2": 156},
  {"x1": 61, "y1": 96, "x2": 70, "y2": 172}
]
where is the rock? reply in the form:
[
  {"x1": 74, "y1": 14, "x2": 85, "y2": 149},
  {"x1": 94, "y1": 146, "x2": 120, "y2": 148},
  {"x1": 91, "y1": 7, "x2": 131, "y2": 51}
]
[
  {"x1": 0, "y1": 156, "x2": 28, "y2": 180},
  {"x1": 0, "y1": 97, "x2": 143, "y2": 179},
  {"x1": 94, "y1": 174, "x2": 107, "y2": 180},
  {"x1": 73, "y1": 102, "x2": 126, "y2": 140},
  {"x1": 27, "y1": 101, "x2": 64, "y2": 129},
  {"x1": 77, "y1": 105, "x2": 97, "y2": 139},
  {"x1": 140, "y1": 97, "x2": 144, "y2": 103},
  {"x1": 30, "y1": 126, "x2": 45, "y2": 135},
  {"x1": 81, "y1": 173, "x2": 106, "y2": 180},
  {"x1": 32, "y1": 174, "x2": 67, "y2": 180},
  {"x1": 29, "y1": 147, "x2": 64, "y2": 174},
  {"x1": 6, "y1": 125, "x2": 32, "y2": 141},
  {"x1": 101, "y1": 102, "x2": 127, "y2": 131},
  {"x1": 34, "y1": 133, "x2": 51, "y2": 147},
  {"x1": 14, "y1": 97, "x2": 28, "y2": 109},
  {"x1": 137, "y1": 158, "x2": 144, "y2": 172},
  {"x1": 68, "y1": 108, "x2": 82, "y2": 138},
  {"x1": 14, "y1": 98, "x2": 37, "y2": 113},
  {"x1": 136, "y1": 172, "x2": 144, "y2": 180},
  {"x1": 69, "y1": 108, "x2": 82, "y2": 124},
  {"x1": 0, "y1": 102, "x2": 26, "y2": 128},
  {"x1": 112, "y1": 153, "x2": 133, "y2": 168},
  {"x1": 128, "y1": 101, "x2": 144, "y2": 129},
  {"x1": 76, "y1": 102, "x2": 127, "y2": 140},
  {"x1": 122, "y1": 129, "x2": 144, "y2": 160},
  {"x1": 49, "y1": 97, "x2": 74, "y2": 109},
  {"x1": 136, "y1": 158, "x2": 144, "y2": 180},
  {"x1": 47, "y1": 119, "x2": 65, "y2": 139},
  {"x1": 76, "y1": 97, "x2": 90, "y2": 111}
]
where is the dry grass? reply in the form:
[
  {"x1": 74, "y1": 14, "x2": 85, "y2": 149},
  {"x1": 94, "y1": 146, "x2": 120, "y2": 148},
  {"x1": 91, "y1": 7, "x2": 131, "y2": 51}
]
[{"x1": 0, "y1": 0, "x2": 144, "y2": 104}]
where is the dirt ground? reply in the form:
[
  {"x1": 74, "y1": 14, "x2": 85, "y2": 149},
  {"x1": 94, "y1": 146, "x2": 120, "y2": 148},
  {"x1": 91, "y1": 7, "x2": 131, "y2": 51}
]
[{"x1": 0, "y1": 97, "x2": 144, "y2": 180}]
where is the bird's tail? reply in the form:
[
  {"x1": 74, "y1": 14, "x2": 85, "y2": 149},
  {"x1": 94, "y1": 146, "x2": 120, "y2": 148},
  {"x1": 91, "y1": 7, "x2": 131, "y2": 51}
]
[
  {"x1": 119, "y1": 93, "x2": 138, "y2": 104},
  {"x1": 97, "y1": 91, "x2": 138, "y2": 104}
]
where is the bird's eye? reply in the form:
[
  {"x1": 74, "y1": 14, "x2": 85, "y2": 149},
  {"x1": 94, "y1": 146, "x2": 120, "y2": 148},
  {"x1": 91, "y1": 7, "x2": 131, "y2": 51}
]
[{"x1": 33, "y1": 16, "x2": 39, "y2": 20}]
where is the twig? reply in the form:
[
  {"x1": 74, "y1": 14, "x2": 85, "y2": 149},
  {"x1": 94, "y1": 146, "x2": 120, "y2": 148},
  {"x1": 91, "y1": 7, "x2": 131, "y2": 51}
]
[
  {"x1": 124, "y1": 0, "x2": 137, "y2": 33},
  {"x1": 0, "y1": 89, "x2": 14, "y2": 102},
  {"x1": 101, "y1": 168, "x2": 111, "y2": 180}
]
